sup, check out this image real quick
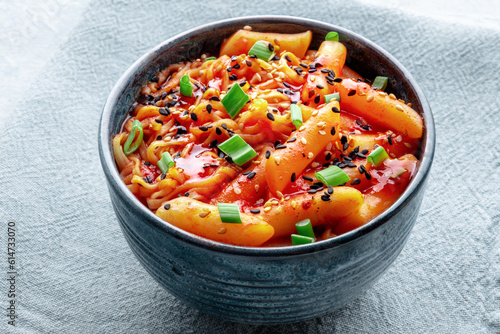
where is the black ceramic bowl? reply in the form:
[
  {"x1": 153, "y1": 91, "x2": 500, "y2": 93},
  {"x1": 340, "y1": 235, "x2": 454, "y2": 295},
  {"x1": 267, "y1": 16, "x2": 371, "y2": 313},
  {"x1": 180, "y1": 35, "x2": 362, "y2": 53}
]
[{"x1": 99, "y1": 16, "x2": 435, "y2": 325}]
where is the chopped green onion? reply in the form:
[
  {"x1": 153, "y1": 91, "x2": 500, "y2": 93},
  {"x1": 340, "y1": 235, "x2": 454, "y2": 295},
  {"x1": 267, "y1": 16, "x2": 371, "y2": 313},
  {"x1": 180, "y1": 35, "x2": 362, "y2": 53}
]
[
  {"x1": 367, "y1": 146, "x2": 389, "y2": 167},
  {"x1": 123, "y1": 120, "x2": 144, "y2": 155},
  {"x1": 180, "y1": 75, "x2": 193, "y2": 97},
  {"x1": 315, "y1": 165, "x2": 350, "y2": 187},
  {"x1": 390, "y1": 169, "x2": 407, "y2": 179},
  {"x1": 325, "y1": 92, "x2": 340, "y2": 103},
  {"x1": 325, "y1": 31, "x2": 339, "y2": 42},
  {"x1": 205, "y1": 56, "x2": 216, "y2": 61},
  {"x1": 290, "y1": 104, "x2": 303, "y2": 129},
  {"x1": 372, "y1": 76, "x2": 388, "y2": 91},
  {"x1": 217, "y1": 203, "x2": 242, "y2": 224},
  {"x1": 221, "y1": 83, "x2": 249, "y2": 119},
  {"x1": 217, "y1": 134, "x2": 257, "y2": 166},
  {"x1": 157, "y1": 152, "x2": 175, "y2": 173},
  {"x1": 248, "y1": 41, "x2": 275, "y2": 61},
  {"x1": 291, "y1": 234, "x2": 314, "y2": 245},
  {"x1": 295, "y1": 219, "x2": 314, "y2": 239}
]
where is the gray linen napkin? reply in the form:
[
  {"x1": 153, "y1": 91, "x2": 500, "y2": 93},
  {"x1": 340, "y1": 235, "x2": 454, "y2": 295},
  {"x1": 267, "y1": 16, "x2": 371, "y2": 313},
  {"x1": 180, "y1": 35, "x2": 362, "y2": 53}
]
[{"x1": 1, "y1": 0, "x2": 498, "y2": 333}]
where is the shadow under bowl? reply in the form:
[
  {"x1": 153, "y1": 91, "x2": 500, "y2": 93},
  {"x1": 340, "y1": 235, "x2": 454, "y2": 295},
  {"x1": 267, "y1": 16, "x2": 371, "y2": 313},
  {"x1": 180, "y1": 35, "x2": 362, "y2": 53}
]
[{"x1": 98, "y1": 16, "x2": 435, "y2": 325}]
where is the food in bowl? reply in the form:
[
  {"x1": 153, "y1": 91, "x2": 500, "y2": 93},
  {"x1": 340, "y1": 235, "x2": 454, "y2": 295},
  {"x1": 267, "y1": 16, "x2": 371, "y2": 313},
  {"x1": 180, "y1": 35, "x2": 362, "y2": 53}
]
[{"x1": 111, "y1": 28, "x2": 423, "y2": 247}]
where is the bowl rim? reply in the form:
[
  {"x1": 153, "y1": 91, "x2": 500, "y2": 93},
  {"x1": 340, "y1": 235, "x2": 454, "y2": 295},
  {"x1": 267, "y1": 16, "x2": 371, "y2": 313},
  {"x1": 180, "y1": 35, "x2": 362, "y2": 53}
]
[{"x1": 98, "y1": 15, "x2": 435, "y2": 257}]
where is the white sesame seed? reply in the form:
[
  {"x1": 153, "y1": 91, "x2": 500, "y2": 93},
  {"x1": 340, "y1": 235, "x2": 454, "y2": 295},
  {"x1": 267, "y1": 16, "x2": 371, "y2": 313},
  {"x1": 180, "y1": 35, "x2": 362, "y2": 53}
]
[
  {"x1": 218, "y1": 228, "x2": 227, "y2": 234},
  {"x1": 301, "y1": 137, "x2": 308, "y2": 144},
  {"x1": 389, "y1": 93, "x2": 397, "y2": 100},
  {"x1": 308, "y1": 152, "x2": 314, "y2": 159},
  {"x1": 243, "y1": 25, "x2": 252, "y2": 31},
  {"x1": 395, "y1": 105, "x2": 404, "y2": 111},
  {"x1": 276, "y1": 191, "x2": 284, "y2": 199},
  {"x1": 234, "y1": 188, "x2": 241, "y2": 195},
  {"x1": 366, "y1": 94, "x2": 374, "y2": 102}
]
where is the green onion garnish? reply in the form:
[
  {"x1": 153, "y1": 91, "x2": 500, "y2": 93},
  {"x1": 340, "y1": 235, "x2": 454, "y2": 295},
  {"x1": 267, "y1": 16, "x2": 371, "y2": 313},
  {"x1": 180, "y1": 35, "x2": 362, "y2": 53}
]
[
  {"x1": 367, "y1": 146, "x2": 389, "y2": 167},
  {"x1": 325, "y1": 31, "x2": 339, "y2": 42},
  {"x1": 290, "y1": 104, "x2": 303, "y2": 129},
  {"x1": 205, "y1": 56, "x2": 216, "y2": 61},
  {"x1": 221, "y1": 83, "x2": 249, "y2": 119},
  {"x1": 291, "y1": 234, "x2": 314, "y2": 245},
  {"x1": 180, "y1": 75, "x2": 193, "y2": 97},
  {"x1": 325, "y1": 92, "x2": 341, "y2": 103},
  {"x1": 217, "y1": 134, "x2": 257, "y2": 166},
  {"x1": 390, "y1": 169, "x2": 407, "y2": 179},
  {"x1": 217, "y1": 203, "x2": 242, "y2": 224},
  {"x1": 315, "y1": 165, "x2": 350, "y2": 187},
  {"x1": 157, "y1": 152, "x2": 175, "y2": 173},
  {"x1": 372, "y1": 76, "x2": 388, "y2": 91},
  {"x1": 248, "y1": 41, "x2": 275, "y2": 61},
  {"x1": 123, "y1": 120, "x2": 144, "y2": 155},
  {"x1": 295, "y1": 219, "x2": 314, "y2": 239}
]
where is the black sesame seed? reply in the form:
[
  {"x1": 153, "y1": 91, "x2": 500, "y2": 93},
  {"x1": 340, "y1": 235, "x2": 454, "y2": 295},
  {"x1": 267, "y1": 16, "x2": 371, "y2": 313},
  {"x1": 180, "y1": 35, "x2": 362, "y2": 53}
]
[
  {"x1": 291, "y1": 172, "x2": 296, "y2": 182},
  {"x1": 285, "y1": 54, "x2": 291, "y2": 62},
  {"x1": 287, "y1": 137, "x2": 297, "y2": 143},
  {"x1": 316, "y1": 84, "x2": 324, "y2": 89},
  {"x1": 351, "y1": 178, "x2": 361, "y2": 185},
  {"x1": 209, "y1": 139, "x2": 218, "y2": 148},
  {"x1": 215, "y1": 127, "x2": 222, "y2": 135},
  {"x1": 154, "y1": 119, "x2": 163, "y2": 125},
  {"x1": 388, "y1": 136, "x2": 393, "y2": 145},
  {"x1": 250, "y1": 209, "x2": 261, "y2": 214},
  {"x1": 321, "y1": 194, "x2": 331, "y2": 202},
  {"x1": 209, "y1": 96, "x2": 220, "y2": 102},
  {"x1": 302, "y1": 176, "x2": 314, "y2": 182},
  {"x1": 321, "y1": 68, "x2": 330, "y2": 73},
  {"x1": 294, "y1": 67, "x2": 303, "y2": 75},
  {"x1": 308, "y1": 68, "x2": 317, "y2": 73},
  {"x1": 365, "y1": 172, "x2": 372, "y2": 180},
  {"x1": 190, "y1": 113, "x2": 198, "y2": 121},
  {"x1": 177, "y1": 126, "x2": 187, "y2": 135},
  {"x1": 338, "y1": 163, "x2": 347, "y2": 168},
  {"x1": 267, "y1": 112, "x2": 275, "y2": 121},
  {"x1": 355, "y1": 119, "x2": 363, "y2": 127},
  {"x1": 159, "y1": 108, "x2": 169, "y2": 116},
  {"x1": 160, "y1": 173, "x2": 166, "y2": 180},
  {"x1": 265, "y1": 150, "x2": 271, "y2": 159},
  {"x1": 325, "y1": 153, "x2": 332, "y2": 161},
  {"x1": 283, "y1": 82, "x2": 291, "y2": 88},
  {"x1": 210, "y1": 164, "x2": 219, "y2": 168},
  {"x1": 343, "y1": 142, "x2": 350, "y2": 151},
  {"x1": 331, "y1": 106, "x2": 340, "y2": 113},
  {"x1": 272, "y1": 54, "x2": 279, "y2": 61},
  {"x1": 299, "y1": 63, "x2": 308, "y2": 68},
  {"x1": 221, "y1": 123, "x2": 228, "y2": 130},
  {"x1": 226, "y1": 66, "x2": 232, "y2": 72},
  {"x1": 326, "y1": 75, "x2": 335, "y2": 81},
  {"x1": 358, "y1": 165, "x2": 366, "y2": 174},
  {"x1": 267, "y1": 43, "x2": 274, "y2": 51},
  {"x1": 348, "y1": 90, "x2": 356, "y2": 96},
  {"x1": 308, "y1": 189, "x2": 318, "y2": 194},
  {"x1": 233, "y1": 63, "x2": 241, "y2": 69},
  {"x1": 151, "y1": 77, "x2": 159, "y2": 83},
  {"x1": 333, "y1": 78, "x2": 343, "y2": 83},
  {"x1": 144, "y1": 161, "x2": 151, "y2": 166},
  {"x1": 276, "y1": 144, "x2": 287, "y2": 150},
  {"x1": 249, "y1": 54, "x2": 257, "y2": 58},
  {"x1": 341, "y1": 135, "x2": 348, "y2": 144},
  {"x1": 310, "y1": 182, "x2": 324, "y2": 190},
  {"x1": 229, "y1": 74, "x2": 237, "y2": 81},
  {"x1": 146, "y1": 175, "x2": 152, "y2": 183},
  {"x1": 346, "y1": 162, "x2": 357, "y2": 168},
  {"x1": 330, "y1": 126, "x2": 336, "y2": 136},
  {"x1": 245, "y1": 60, "x2": 252, "y2": 67},
  {"x1": 328, "y1": 185, "x2": 334, "y2": 194},
  {"x1": 164, "y1": 203, "x2": 171, "y2": 210},
  {"x1": 277, "y1": 88, "x2": 284, "y2": 94},
  {"x1": 239, "y1": 80, "x2": 247, "y2": 87},
  {"x1": 199, "y1": 126, "x2": 208, "y2": 132},
  {"x1": 156, "y1": 135, "x2": 163, "y2": 140},
  {"x1": 225, "y1": 156, "x2": 233, "y2": 163},
  {"x1": 314, "y1": 95, "x2": 320, "y2": 104},
  {"x1": 184, "y1": 192, "x2": 189, "y2": 197},
  {"x1": 247, "y1": 172, "x2": 256, "y2": 179},
  {"x1": 182, "y1": 110, "x2": 189, "y2": 116}
]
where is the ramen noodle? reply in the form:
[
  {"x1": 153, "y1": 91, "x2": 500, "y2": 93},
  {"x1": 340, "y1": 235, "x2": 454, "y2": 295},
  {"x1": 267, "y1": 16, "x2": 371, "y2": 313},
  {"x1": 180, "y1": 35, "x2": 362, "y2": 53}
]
[{"x1": 112, "y1": 29, "x2": 423, "y2": 247}]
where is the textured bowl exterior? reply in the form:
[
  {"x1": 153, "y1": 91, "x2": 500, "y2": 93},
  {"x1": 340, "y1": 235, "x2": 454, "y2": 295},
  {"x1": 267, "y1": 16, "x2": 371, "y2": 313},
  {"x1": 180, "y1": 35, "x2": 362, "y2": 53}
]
[{"x1": 99, "y1": 16, "x2": 435, "y2": 325}]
